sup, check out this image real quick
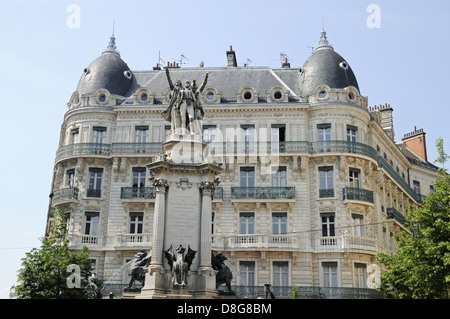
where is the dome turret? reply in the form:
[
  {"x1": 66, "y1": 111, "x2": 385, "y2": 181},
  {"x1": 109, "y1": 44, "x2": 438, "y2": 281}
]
[
  {"x1": 299, "y1": 29, "x2": 359, "y2": 95},
  {"x1": 76, "y1": 34, "x2": 133, "y2": 97}
]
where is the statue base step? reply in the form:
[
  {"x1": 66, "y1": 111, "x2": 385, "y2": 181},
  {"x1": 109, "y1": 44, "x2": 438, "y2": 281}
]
[{"x1": 168, "y1": 287, "x2": 193, "y2": 299}]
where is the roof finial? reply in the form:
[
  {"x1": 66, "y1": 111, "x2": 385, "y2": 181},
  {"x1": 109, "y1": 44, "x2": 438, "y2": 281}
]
[
  {"x1": 314, "y1": 28, "x2": 334, "y2": 52},
  {"x1": 103, "y1": 20, "x2": 120, "y2": 56}
]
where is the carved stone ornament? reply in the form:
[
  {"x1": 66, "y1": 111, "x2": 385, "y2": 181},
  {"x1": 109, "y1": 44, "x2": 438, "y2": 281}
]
[{"x1": 152, "y1": 178, "x2": 169, "y2": 190}]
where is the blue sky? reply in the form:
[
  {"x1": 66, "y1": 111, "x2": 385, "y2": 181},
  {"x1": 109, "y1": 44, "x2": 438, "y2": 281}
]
[{"x1": 0, "y1": 0, "x2": 449, "y2": 298}]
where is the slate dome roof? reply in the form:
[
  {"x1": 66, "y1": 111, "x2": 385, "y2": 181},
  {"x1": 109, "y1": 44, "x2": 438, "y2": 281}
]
[
  {"x1": 299, "y1": 30, "x2": 359, "y2": 95},
  {"x1": 76, "y1": 35, "x2": 133, "y2": 97}
]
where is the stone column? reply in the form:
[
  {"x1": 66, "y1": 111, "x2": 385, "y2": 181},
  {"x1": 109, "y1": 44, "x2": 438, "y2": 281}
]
[
  {"x1": 197, "y1": 180, "x2": 219, "y2": 298},
  {"x1": 199, "y1": 181, "x2": 214, "y2": 267},
  {"x1": 151, "y1": 178, "x2": 169, "y2": 266},
  {"x1": 136, "y1": 177, "x2": 169, "y2": 299}
]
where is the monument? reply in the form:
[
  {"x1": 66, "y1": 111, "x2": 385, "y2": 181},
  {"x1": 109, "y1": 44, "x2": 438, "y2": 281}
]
[{"x1": 133, "y1": 69, "x2": 223, "y2": 299}]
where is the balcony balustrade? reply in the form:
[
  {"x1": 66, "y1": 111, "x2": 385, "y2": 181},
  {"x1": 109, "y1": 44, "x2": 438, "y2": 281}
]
[
  {"x1": 52, "y1": 187, "x2": 79, "y2": 205},
  {"x1": 231, "y1": 187, "x2": 295, "y2": 200},
  {"x1": 55, "y1": 143, "x2": 111, "y2": 162},
  {"x1": 343, "y1": 187, "x2": 374, "y2": 204},
  {"x1": 111, "y1": 143, "x2": 163, "y2": 155},
  {"x1": 213, "y1": 233, "x2": 377, "y2": 253},
  {"x1": 319, "y1": 188, "x2": 335, "y2": 198},
  {"x1": 387, "y1": 207, "x2": 407, "y2": 225},
  {"x1": 86, "y1": 189, "x2": 101, "y2": 198},
  {"x1": 120, "y1": 187, "x2": 155, "y2": 200},
  {"x1": 116, "y1": 233, "x2": 152, "y2": 248}
]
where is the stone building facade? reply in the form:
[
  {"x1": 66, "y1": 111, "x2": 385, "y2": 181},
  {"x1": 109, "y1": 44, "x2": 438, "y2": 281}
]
[{"x1": 47, "y1": 30, "x2": 439, "y2": 298}]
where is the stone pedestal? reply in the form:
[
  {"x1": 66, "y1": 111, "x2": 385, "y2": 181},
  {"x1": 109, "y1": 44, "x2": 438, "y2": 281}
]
[{"x1": 137, "y1": 134, "x2": 221, "y2": 299}]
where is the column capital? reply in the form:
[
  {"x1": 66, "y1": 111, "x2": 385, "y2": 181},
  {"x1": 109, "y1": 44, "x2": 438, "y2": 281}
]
[
  {"x1": 152, "y1": 178, "x2": 169, "y2": 193},
  {"x1": 198, "y1": 179, "x2": 220, "y2": 196}
]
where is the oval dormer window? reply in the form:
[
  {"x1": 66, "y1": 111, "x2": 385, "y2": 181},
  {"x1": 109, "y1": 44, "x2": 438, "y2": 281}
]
[
  {"x1": 339, "y1": 61, "x2": 349, "y2": 70},
  {"x1": 124, "y1": 70, "x2": 132, "y2": 80}
]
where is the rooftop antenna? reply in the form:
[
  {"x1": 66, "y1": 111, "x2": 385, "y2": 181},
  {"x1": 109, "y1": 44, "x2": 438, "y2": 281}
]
[
  {"x1": 112, "y1": 19, "x2": 115, "y2": 36},
  {"x1": 306, "y1": 46, "x2": 314, "y2": 54},
  {"x1": 158, "y1": 50, "x2": 166, "y2": 68},
  {"x1": 280, "y1": 52, "x2": 289, "y2": 64}
]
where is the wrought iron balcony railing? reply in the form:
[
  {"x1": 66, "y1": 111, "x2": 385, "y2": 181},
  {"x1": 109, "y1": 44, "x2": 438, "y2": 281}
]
[
  {"x1": 52, "y1": 187, "x2": 79, "y2": 204},
  {"x1": 319, "y1": 188, "x2": 335, "y2": 198},
  {"x1": 343, "y1": 187, "x2": 374, "y2": 203},
  {"x1": 56, "y1": 143, "x2": 111, "y2": 162},
  {"x1": 111, "y1": 143, "x2": 163, "y2": 155},
  {"x1": 231, "y1": 187, "x2": 295, "y2": 200},
  {"x1": 387, "y1": 207, "x2": 407, "y2": 225},
  {"x1": 120, "y1": 187, "x2": 155, "y2": 199},
  {"x1": 86, "y1": 189, "x2": 101, "y2": 198}
]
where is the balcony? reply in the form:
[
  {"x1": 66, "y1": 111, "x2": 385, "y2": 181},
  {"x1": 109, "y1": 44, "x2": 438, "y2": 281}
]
[
  {"x1": 111, "y1": 143, "x2": 163, "y2": 156},
  {"x1": 319, "y1": 188, "x2": 335, "y2": 198},
  {"x1": 55, "y1": 143, "x2": 111, "y2": 162},
  {"x1": 52, "y1": 187, "x2": 79, "y2": 205},
  {"x1": 212, "y1": 233, "x2": 377, "y2": 254},
  {"x1": 231, "y1": 187, "x2": 295, "y2": 203},
  {"x1": 115, "y1": 233, "x2": 152, "y2": 249},
  {"x1": 212, "y1": 187, "x2": 223, "y2": 201},
  {"x1": 313, "y1": 235, "x2": 377, "y2": 253},
  {"x1": 387, "y1": 207, "x2": 407, "y2": 225},
  {"x1": 206, "y1": 140, "x2": 378, "y2": 160},
  {"x1": 86, "y1": 189, "x2": 101, "y2": 198},
  {"x1": 343, "y1": 187, "x2": 374, "y2": 204},
  {"x1": 120, "y1": 187, "x2": 155, "y2": 200},
  {"x1": 214, "y1": 234, "x2": 305, "y2": 251}
]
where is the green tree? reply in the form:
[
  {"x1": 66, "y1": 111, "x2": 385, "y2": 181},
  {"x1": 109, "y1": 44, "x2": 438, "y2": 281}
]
[
  {"x1": 378, "y1": 139, "x2": 450, "y2": 299},
  {"x1": 10, "y1": 210, "x2": 94, "y2": 299},
  {"x1": 434, "y1": 137, "x2": 449, "y2": 169}
]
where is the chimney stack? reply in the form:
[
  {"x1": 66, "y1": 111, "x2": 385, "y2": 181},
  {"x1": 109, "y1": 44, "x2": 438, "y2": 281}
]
[
  {"x1": 226, "y1": 45, "x2": 237, "y2": 67},
  {"x1": 402, "y1": 126, "x2": 428, "y2": 162}
]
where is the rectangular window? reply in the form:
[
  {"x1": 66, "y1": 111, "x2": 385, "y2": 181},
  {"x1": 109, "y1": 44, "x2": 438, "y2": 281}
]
[
  {"x1": 321, "y1": 213, "x2": 335, "y2": 237},
  {"x1": 87, "y1": 168, "x2": 103, "y2": 198},
  {"x1": 240, "y1": 167, "x2": 255, "y2": 187},
  {"x1": 132, "y1": 167, "x2": 146, "y2": 188},
  {"x1": 93, "y1": 126, "x2": 106, "y2": 144},
  {"x1": 66, "y1": 169, "x2": 75, "y2": 187},
  {"x1": 317, "y1": 124, "x2": 331, "y2": 141},
  {"x1": 273, "y1": 261, "x2": 289, "y2": 286},
  {"x1": 71, "y1": 128, "x2": 79, "y2": 144},
  {"x1": 203, "y1": 125, "x2": 217, "y2": 144},
  {"x1": 319, "y1": 166, "x2": 334, "y2": 198},
  {"x1": 241, "y1": 125, "x2": 255, "y2": 143},
  {"x1": 240, "y1": 212, "x2": 255, "y2": 234},
  {"x1": 240, "y1": 261, "x2": 255, "y2": 286},
  {"x1": 349, "y1": 168, "x2": 360, "y2": 188},
  {"x1": 347, "y1": 125, "x2": 358, "y2": 142},
  {"x1": 322, "y1": 262, "x2": 338, "y2": 287},
  {"x1": 84, "y1": 212, "x2": 99, "y2": 235},
  {"x1": 272, "y1": 166, "x2": 287, "y2": 187},
  {"x1": 354, "y1": 263, "x2": 367, "y2": 288},
  {"x1": 272, "y1": 213, "x2": 287, "y2": 234},
  {"x1": 129, "y1": 212, "x2": 144, "y2": 234},
  {"x1": 211, "y1": 212, "x2": 215, "y2": 234},
  {"x1": 135, "y1": 126, "x2": 149, "y2": 143},
  {"x1": 271, "y1": 124, "x2": 286, "y2": 142},
  {"x1": 352, "y1": 214, "x2": 365, "y2": 237},
  {"x1": 413, "y1": 180, "x2": 421, "y2": 195},
  {"x1": 165, "y1": 125, "x2": 171, "y2": 140}
]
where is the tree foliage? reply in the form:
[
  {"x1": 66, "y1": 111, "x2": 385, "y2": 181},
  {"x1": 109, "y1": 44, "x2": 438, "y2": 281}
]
[
  {"x1": 10, "y1": 210, "x2": 94, "y2": 299},
  {"x1": 378, "y1": 139, "x2": 450, "y2": 299}
]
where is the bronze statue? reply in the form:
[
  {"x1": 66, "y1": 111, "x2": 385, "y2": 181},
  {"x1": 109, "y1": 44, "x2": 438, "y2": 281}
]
[
  {"x1": 127, "y1": 251, "x2": 151, "y2": 289},
  {"x1": 211, "y1": 253, "x2": 233, "y2": 292},
  {"x1": 164, "y1": 245, "x2": 197, "y2": 288},
  {"x1": 162, "y1": 69, "x2": 210, "y2": 136}
]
